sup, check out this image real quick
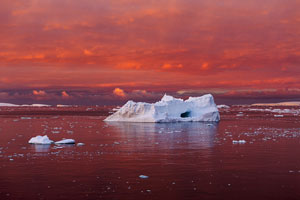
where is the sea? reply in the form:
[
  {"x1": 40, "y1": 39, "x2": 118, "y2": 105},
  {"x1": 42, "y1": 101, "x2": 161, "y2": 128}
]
[{"x1": 0, "y1": 105, "x2": 299, "y2": 199}]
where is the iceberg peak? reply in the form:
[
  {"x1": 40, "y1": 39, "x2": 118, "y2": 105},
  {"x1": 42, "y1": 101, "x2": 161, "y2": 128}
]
[
  {"x1": 161, "y1": 94, "x2": 177, "y2": 102},
  {"x1": 104, "y1": 94, "x2": 220, "y2": 122}
]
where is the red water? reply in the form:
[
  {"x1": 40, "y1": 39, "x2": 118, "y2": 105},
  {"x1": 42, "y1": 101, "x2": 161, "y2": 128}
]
[{"x1": 0, "y1": 106, "x2": 300, "y2": 200}]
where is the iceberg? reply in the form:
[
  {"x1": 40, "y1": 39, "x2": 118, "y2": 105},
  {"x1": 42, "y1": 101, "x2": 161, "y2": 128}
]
[
  {"x1": 104, "y1": 94, "x2": 220, "y2": 122},
  {"x1": 55, "y1": 139, "x2": 76, "y2": 144},
  {"x1": 28, "y1": 135, "x2": 54, "y2": 144}
]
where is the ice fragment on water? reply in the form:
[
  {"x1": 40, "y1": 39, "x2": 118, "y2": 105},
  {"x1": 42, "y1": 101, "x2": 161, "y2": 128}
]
[{"x1": 139, "y1": 175, "x2": 149, "y2": 179}]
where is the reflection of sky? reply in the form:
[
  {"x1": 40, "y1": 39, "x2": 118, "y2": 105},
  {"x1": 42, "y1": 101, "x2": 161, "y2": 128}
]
[{"x1": 105, "y1": 122, "x2": 218, "y2": 150}]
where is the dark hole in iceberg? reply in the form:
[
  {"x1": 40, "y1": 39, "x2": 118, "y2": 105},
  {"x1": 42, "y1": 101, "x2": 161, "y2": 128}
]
[{"x1": 180, "y1": 111, "x2": 191, "y2": 118}]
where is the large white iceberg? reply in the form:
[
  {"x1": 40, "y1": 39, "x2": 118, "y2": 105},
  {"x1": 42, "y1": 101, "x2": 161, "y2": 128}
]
[
  {"x1": 104, "y1": 94, "x2": 220, "y2": 122},
  {"x1": 28, "y1": 135, "x2": 54, "y2": 144}
]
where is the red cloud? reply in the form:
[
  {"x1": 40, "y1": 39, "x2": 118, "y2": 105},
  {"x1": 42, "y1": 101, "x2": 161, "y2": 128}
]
[
  {"x1": 61, "y1": 91, "x2": 70, "y2": 98},
  {"x1": 33, "y1": 90, "x2": 46, "y2": 96}
]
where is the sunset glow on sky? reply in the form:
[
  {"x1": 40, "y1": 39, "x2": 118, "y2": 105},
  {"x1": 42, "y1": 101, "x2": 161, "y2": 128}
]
[{"x1": 0, "y1": 0, "x2": 299, "y2": 105}]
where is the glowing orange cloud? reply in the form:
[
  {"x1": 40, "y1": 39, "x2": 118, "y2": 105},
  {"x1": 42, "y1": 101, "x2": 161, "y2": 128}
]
[
  {"x1": 113, "y1": 88, "x2": 126, "y2": 97},
  {"x1": 161, "y1": 64, "x2": 183, "y2": 70}
]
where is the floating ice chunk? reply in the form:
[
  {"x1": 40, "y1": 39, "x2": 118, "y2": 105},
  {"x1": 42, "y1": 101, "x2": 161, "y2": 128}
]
[
  {"x1": 76, "y1": 143, "x2": 85, "y2": 146},
  {"x1": 20, "y1": 104, "x2": 50, "y2": 107},
  {"x1": 57, "y1": 104, "x2": 72, "y2": 107},
  {"x1": 28, "y1": 135, "x2": 54, "y2": 144},
  {"x1": 139, "y1": 175, "x2": 149, "y2": 179},
  {"x1": 21, "y1": 117, "x2": 32, "y2": 120},
  {"x1": 52, "y1": 131, "x2": 60, "y2": 134},
  {"x1": 274, "y1": 115, "x2": 284, "y2": 117},
  {"x1": 232, "y1": 140, "x2": 246, "y2": 144},
  {"x1": 30, "y1": 104, "x2": 51, "y2": 107},
  {"x1": 104, "y1": 94, "x2": 220, "y2": 122},
  {"x1": 217, "y1": 105, "x2": 230, "y2": 109},
  {"x1": 55, "y1": 139, "x2": 75, "y2": 144}
]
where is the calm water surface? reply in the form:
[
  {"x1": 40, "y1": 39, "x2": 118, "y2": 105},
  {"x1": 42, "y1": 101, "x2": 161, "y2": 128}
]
[{"x1": 0, "y1": 106, "x2": 300, "y2": 199}]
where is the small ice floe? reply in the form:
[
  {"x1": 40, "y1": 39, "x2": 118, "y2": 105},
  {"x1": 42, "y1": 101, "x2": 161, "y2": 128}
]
[
  {"x1": 57, "y1": 104, "x2": 72, "y2": 107},
  {"x1": 76, "y1": 143, "x2": 85, "y2": 146},
  {"x1": 28, "y1": 135, "x2": 54, "y2": 144},
  {"x1": 21, "y1": 117, "x2": 32, "y2": 120},
  {"x1": 236, "y1": 112, "x2": 244, "y2": 117},
  {"x1": 139, "y1": 175, "x2": 149, "y2": 179},
  {"x1": 55, "y1": 139, "x2": 75, "y2": 144},
  {"x1": 52, "y1": 146, "x2": 64, "y2": 149},
  {"x1": 217, "y1": 105, "x2": 230, "y2": 109},
  {"x1": 232, "y1": 140, "x2": 246, "y2": 144},
  {"x1": 274, "y1": 115, "x2": 284, "y2": 117},
  {"x1": 51, "y1": 131, "x2": 60, "y2": 134}
]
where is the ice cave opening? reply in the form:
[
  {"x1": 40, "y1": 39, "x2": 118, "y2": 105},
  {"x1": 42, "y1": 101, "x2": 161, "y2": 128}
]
[{"x1": 180, "y1": 111, "x2": 191, "y2": 118}]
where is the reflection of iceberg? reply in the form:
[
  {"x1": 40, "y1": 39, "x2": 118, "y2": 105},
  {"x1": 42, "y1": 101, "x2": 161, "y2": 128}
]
[
  {"x1": 32, "y1": 144, "x2": 51, "y2": 153},
  {"x1": 104, "y1": 94, "x2": 220, "y2": 122},
  {"x1": 105, "y1": 122, "x2": 218, "y2": 149}
]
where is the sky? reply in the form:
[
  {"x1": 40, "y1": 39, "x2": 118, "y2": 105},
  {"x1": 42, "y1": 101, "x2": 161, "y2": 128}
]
[{"x1": 0, "y1": 0, "x2": 300, "y2": 105}]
